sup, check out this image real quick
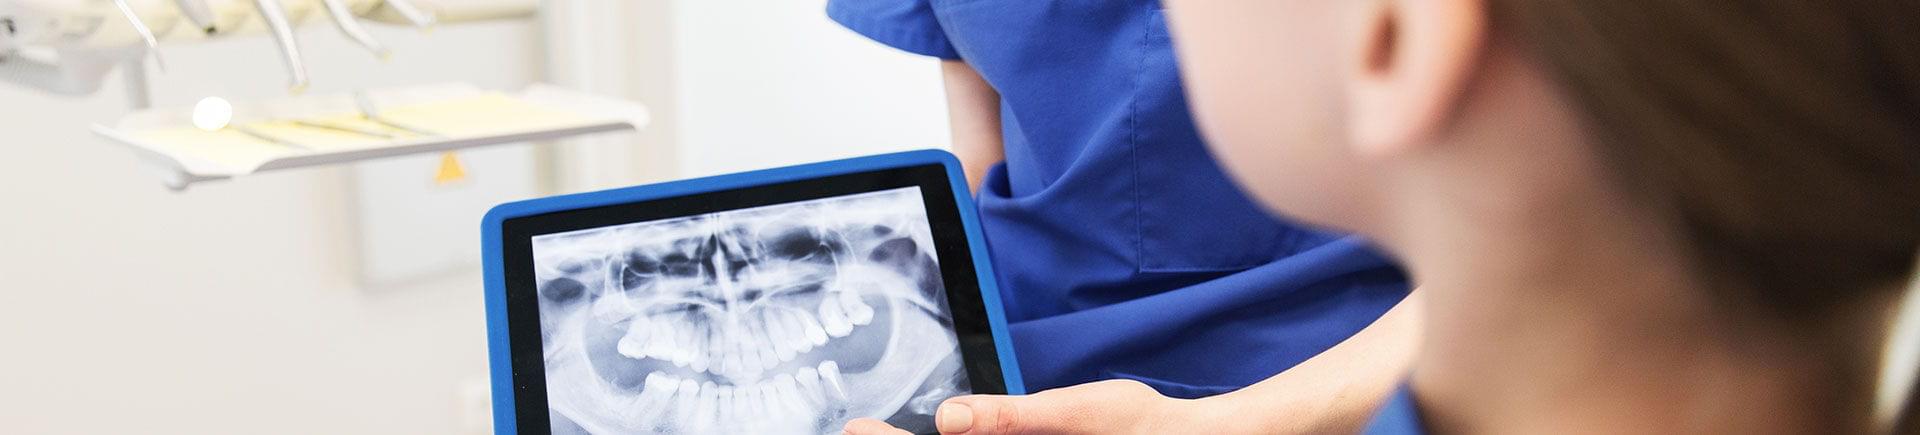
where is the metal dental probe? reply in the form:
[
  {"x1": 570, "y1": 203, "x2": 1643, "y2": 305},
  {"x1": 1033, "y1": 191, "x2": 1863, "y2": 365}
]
[
  {"x1": 233, "y1": 124, "x2": 314, "y2": 151},
  {"x1": 252, "y1": 0, "x2": 310, "y2": 92},
  {"x1": 290, "y1": 119, "x2": 397, "y2": 138},
  {"x1": 381, "y1": 0, "x2": 438, "y2": 28},
  {"x1": 172, "y1": 0, "x2": 218, "y2": 34},
  {"x1": 320, "y1": 0, "x2": 392, "y2": 59},
  {"x1": 110, "y1": 0, "x2": 165, "y2": 70},
  {"x1": 353, "y1": 91, "x2": 439, "y2": 136},
  {"x1": 1, "y1": 19, "x2": 14, "y2": 59}
]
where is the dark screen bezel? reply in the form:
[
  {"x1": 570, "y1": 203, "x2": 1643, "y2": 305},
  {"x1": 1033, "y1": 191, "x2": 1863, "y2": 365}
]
[{"x1": 498, "y1": 164, "x2": 1006, "y2": 433}]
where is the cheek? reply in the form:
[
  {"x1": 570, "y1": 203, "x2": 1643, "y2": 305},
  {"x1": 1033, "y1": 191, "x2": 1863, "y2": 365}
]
[
  {"x1": 1172, "y1": 3, "x2": 1364, "y2": 227},
  {"x1": 1207, "y1": 127, "x2": 1366, "y2": 230}
]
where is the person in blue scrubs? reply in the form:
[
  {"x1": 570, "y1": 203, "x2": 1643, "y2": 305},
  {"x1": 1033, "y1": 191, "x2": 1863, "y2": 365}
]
[
  {"x1": 827, "y1": 0, "x2": 1419, "y2": 431},
  {"x1": 845, "y1": 0, "x2": 1920, "y2": 434}
]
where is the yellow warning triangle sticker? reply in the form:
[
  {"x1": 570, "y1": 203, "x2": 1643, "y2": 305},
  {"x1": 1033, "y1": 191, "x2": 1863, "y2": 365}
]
[{"x1": 434, "y1": 151, "x2": 467, "y2": 185}]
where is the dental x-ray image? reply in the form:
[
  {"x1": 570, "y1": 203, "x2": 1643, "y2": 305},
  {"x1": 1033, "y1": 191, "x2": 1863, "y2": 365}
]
[{"x1": 531, "y1": 187, "x2": 972, "y2": 434}]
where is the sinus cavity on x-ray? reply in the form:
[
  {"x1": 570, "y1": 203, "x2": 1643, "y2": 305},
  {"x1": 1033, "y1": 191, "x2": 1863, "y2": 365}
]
[{"x1": 531, "y1": 187, "x2": 971, "y2": 434}]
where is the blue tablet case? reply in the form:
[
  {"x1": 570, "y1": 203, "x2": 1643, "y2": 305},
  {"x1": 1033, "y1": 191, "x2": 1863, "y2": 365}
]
[{"x1": 479, "y1": 149, "x2": 1024, "y2": 433}]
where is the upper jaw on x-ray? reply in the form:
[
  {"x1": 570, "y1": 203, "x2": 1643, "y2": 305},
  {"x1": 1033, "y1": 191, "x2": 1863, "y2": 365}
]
[{"x1": 531, "y1": 188, "x2": 969, "y2": 434}]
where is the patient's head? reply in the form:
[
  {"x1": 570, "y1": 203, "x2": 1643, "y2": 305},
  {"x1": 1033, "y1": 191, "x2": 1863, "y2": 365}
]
[{"x1": 1166, "y1": 0, "x2": 1919, "y2": 323}]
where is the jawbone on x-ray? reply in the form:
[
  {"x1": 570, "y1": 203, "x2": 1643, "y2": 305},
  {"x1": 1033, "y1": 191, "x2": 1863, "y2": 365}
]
[{"x1": 531, "y1": 187, "x2": 970, "y2": 434}]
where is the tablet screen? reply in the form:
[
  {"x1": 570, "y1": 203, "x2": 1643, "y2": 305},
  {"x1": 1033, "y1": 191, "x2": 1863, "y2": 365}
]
[{"x1": 508, "y1": 169, "x2": 996, "y2": 435}]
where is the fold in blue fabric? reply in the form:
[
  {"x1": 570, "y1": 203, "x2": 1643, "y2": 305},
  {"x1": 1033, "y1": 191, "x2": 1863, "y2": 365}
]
[{"x1": 1006, "y1": 236, "x2": 1407, "y2": 394}]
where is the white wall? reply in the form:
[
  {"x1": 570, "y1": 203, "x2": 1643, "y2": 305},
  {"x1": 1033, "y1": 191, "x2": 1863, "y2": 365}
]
[
  {"x1": 0, "y1": 21, "x2": 539, "y2": 434},
  {"x1": 0, "y1": 2, "x2": 950, "y2": 434},
  {"x1": 668, "y1": 0, "x2": 950, "y2": 177}
]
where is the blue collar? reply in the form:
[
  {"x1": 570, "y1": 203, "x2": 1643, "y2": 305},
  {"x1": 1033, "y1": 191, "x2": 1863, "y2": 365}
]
[{"x1": 1363, "y1": 385, "x2": 1427, "y2": 435}]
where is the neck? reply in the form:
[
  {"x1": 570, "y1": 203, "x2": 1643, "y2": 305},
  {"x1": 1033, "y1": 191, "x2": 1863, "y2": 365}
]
[
  {"x1": 1391, "y1": 183, "x2": 1886, "y2": 434},
  {"x1": 1373, "y1": 47, "x2": 1890, "y2": 432}
]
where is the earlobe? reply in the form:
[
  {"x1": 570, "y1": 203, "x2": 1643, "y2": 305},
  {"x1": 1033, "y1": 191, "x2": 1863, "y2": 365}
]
[{"x1": 1346, "y1": 0, "x2": 1488, "y2": 158}]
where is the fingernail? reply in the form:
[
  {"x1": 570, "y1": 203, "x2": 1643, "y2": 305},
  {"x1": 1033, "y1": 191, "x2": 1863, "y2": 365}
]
[{"x1": 937, "y1": 402, "x2": 974, "y2": 433}]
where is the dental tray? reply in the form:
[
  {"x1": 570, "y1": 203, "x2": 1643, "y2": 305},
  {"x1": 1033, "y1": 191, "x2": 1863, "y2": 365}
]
[{"x1": 90, "y1": 83, "x2": 649, "y2": 190}]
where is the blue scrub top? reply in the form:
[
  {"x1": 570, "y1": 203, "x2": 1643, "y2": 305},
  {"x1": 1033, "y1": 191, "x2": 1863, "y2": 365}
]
[{"x1": 829, "y1": 0, "x2": 1409, "y2": 397}]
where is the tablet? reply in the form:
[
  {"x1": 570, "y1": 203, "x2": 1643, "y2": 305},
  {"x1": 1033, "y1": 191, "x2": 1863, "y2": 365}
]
[{"x1": 481, "y1": 150, "x2": 1024, "y2": 435}]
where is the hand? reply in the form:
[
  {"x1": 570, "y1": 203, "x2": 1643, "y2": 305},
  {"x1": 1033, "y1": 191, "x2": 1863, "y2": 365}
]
[{"x1": 841, "y1": 379, "x2": 1195, "y2": 435}]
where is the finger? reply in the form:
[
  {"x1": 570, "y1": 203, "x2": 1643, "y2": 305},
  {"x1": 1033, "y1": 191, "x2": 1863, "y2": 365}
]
[
  {"x1": 938, "y1": 394, "x2": 1078, "y2": 435},
  {"x1": 938, "y1": 380, "x2": 1159, "y2": 435},
  {"x1": 843, "y1": 417, "x2": 914, "y2": 435}
]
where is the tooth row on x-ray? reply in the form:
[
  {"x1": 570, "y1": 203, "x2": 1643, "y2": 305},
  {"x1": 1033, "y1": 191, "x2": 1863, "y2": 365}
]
[
  {"x1": 612, "y1": 288, "x2": 875, "y2": 379},
  {"x1": 613, "y1": 360, "x2": 853, "y2": 433}
]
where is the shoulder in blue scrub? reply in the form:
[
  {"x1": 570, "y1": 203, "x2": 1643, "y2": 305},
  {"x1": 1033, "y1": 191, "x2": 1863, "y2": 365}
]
[{"x1": 827, "y1": 0, "x2": 1410, "y2": 398}]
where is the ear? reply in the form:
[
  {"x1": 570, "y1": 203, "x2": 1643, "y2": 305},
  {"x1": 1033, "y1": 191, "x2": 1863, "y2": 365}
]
[{"x1": 1346, "y1": 0, "x2": 1488, "y2": 157}]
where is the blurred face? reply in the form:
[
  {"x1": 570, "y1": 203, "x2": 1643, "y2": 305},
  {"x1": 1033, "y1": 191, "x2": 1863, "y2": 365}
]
[{"x1": 1163, "y1": 2, "x2": 1373, "y2": 230}]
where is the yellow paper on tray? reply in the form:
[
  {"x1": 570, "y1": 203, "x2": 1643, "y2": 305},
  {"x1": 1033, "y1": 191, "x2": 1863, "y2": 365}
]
[
  {"x1": 375, "y1": 93, "x2": 599, "y2": 137},
  {"x1": 132, "y1": 128, "x2": 304, "y2": 171}
]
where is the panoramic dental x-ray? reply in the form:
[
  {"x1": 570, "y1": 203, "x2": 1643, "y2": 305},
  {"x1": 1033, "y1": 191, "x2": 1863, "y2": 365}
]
[{"x1": 531, "y1": 187, "x2": 970, "y2": 434}]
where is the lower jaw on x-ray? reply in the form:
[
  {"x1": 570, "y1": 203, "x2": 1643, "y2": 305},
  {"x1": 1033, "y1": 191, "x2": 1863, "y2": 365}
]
[{"x1": 530, "y1": 188, "x2": 969, "y2": 434}]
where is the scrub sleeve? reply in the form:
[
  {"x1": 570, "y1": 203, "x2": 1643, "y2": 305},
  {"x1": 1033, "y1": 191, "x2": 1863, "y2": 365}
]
[{"x1": 828, "y1": 1, "x2": 961, "y2": 60}]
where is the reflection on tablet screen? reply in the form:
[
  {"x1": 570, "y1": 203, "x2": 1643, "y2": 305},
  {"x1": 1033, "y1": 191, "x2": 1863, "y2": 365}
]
[{"x1": 529, "y1": 187, "x2": 968, "y2": 434}]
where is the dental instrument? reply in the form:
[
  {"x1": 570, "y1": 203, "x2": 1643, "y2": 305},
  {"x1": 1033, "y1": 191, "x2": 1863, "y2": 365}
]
[
  {"x1": 380, "y1": 0, "x2": 436, "y2": 28},
  {"x1": 172, "y1": 0, "x2": 217, "y2": 34},
  {"x1": 320, "y1": 0, "x2": 391, "y2": 59},
  {"x1": 291, "y1": 119, "x2": 397, "y2": 138},
  {"x1": 251, "y1": 0, "x2": 309, "y2": 93},
  {"x1": 108, "y1": 0, "x2": 163, "y2": 70},
  {"x1": 0, "y1": 0, "x2": 538, "y2": 97},
  {"x1": 354, "y1": 91, "x2": 438, "y2": 136}
]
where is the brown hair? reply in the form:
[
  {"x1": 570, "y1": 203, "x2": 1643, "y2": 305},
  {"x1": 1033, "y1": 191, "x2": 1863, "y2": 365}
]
[
  {"x1": 1485, "y1": 0, "x2": 1920, "y2": 429},
  {"x1": 1485, "y1": 1, "x2": 1919, "y2": 323}
]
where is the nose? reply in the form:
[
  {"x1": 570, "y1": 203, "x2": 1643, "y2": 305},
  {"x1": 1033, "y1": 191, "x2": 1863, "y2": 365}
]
[
  {"x1": 699, "y1": 230, "x2": 761, "y2": 281},
  {"x1": 698, "y1": 227, "x2": 769, "y2": 311}
]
